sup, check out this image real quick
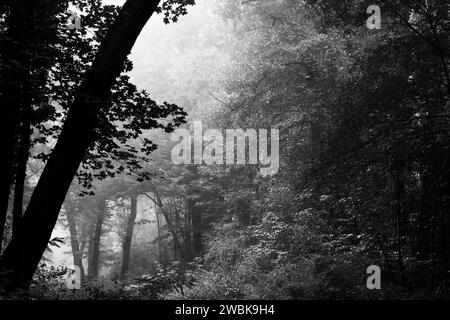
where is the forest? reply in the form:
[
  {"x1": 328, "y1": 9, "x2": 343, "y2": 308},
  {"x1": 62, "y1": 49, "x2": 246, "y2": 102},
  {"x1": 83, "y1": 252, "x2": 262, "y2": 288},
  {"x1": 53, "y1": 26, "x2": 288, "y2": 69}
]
[{"x1": 0, "y1": 0, "x2": 449, "y2": 300}]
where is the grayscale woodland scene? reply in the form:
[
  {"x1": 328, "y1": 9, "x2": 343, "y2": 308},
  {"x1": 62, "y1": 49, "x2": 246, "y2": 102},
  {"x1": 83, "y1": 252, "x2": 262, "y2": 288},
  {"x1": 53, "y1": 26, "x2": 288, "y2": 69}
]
[{"x1": 0, "y1": 0, "x2": 449, "y2": 301}]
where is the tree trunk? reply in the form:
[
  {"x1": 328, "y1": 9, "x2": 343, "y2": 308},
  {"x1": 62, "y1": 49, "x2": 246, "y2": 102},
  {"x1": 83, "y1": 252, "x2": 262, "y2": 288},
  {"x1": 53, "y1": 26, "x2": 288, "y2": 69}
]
[
  {"x1": 65, "y1": 205, "x2": 85, "y2": 283},
  {"x1": 392, "y1": 155, "x2": 406, "y2": 282},
  {"x1": 184, "y1": 199, "x2": 192, "y2": 261},
  {"x1": 191, "y1": 200, "x2": 202, "y2": 255},
  {"x1": 87, "y1": 237, "x2": 94, "y2": 279},
  {"x1": 156, "y1": 209, "x2": 162, "y2": 263},
  {"x1": 417, "y1": 173, "x2": 433, "y2": 260},
  {"x1": 88, "y1": 199, "x2": 106, "y2": 280},
  {"x1": 121, "y1": 195, "x2": 138, "y2": 277},
  {"x1": 144, "y1": 192, "x2": 185, "y2": 261},
  {"x1": 236, "y1": 198, "x2": 250, "y2": 226},
  {"x1": 12, "y1": 100, "x2": 31, "y2": 242},
  {"x1": 0, "y1": 0, "x2": 161, "y2": 292},
  {"x1": 0, "y1": 0, "x2": 36, "y2": 249},
  {"x1": 161, "y1": 207, "x2": 185, "y2": 261}
]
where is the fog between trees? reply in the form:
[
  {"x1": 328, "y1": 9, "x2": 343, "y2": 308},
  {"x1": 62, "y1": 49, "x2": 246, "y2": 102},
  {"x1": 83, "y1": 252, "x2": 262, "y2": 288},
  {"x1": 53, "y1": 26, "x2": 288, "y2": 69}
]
[{"x1": 1, "y1": 0, "x2": 449, "y2": 299}]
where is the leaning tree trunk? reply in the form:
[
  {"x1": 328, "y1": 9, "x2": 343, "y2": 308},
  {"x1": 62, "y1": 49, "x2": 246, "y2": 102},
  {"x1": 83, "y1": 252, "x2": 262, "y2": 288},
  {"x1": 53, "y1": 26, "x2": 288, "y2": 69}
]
[
  {"x1": 0, "y1": 0, "x2": 161, "y2": 292},
  {"x1": 121, "y1": 195, "x2": 138, "y2": 277}
]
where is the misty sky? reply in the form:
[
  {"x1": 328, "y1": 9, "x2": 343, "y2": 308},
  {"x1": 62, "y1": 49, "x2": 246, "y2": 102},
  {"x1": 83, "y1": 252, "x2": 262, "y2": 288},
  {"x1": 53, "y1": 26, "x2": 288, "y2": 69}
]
[{"x1": 102, "y1": 0, "x2": 213, "y2": 102}]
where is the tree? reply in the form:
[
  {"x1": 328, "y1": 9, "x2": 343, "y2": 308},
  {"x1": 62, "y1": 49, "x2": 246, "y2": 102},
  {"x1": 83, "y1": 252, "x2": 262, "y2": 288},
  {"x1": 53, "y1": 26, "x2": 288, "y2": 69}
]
[
  {"x1": 0, "y1": 0, "x2": 194, "y2": 292},
  {"x1": 64, "y1": 201, "x2": 85, "y2": 283},
  {"x1": 121, "y1": 194, "x2": 138, "y2": 277}
]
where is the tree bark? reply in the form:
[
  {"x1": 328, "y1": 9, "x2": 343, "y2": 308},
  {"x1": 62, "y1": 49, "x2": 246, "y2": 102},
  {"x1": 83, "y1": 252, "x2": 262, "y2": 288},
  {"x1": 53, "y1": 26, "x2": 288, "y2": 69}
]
[
  {"x1": 12, "y1": 95, "x2": 31, "y2": 242},
  {"x1": 143, "y1": 192, "x2": 185, "y2": 261},
  {"x1": 65, "y1": 205, "x2": 85, "y2": 283},
  {"x1": 417, "y1": 173, "x2": 433, "y2": 260},
  {"x1": 0, "y1": 0, "x2": 161, "y2": 292},
  {"x1": 191, "y1": 200, "x2": 202, "y2": 255},
  {"x1": 156, "y1": 208, "x2": 162, "y2": 263},
  {"x1": 121, "y1": 195, "x2": 138, "y2": 277},
  {"x1": 235, "y1": 198, "x2": 250, "y2": 227},
  {"x1": 161, "y1": 205, "x2": 185, "y2": 261},
  {"x1": 0, "y1": 0, "x2": 35, "y2": 249},
  {"x1": 88, "y1": 199, "x2": 106, "y2": 280},
  {"x1": 184, "y1": 199, "x2": 192, "y2": 261}
]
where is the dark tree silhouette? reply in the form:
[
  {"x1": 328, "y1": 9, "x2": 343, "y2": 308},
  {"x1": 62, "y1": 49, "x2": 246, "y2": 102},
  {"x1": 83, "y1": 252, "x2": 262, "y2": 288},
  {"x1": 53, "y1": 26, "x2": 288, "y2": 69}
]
[{"x1": 0, "y1": 0, "x2": 163, "y2": 292}]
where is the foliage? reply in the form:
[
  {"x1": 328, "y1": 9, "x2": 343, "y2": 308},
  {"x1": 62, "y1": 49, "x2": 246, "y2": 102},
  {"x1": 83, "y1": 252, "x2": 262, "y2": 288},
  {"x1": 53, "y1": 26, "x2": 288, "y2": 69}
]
[{"x1": 2, "y1": 0, "x2": 450, "y2": 300}]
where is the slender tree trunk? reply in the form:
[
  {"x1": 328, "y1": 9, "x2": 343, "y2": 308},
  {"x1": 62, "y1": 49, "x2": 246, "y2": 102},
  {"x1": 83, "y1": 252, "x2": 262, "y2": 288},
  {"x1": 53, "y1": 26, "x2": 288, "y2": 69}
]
[
  {"x1": 65, "y1": 205, "x2": 85, "y2": 283},
  {"x1": 162, "y1": 208, "x2": 185, "y2": 261},
  {"x1": 0, "y1": 123, "x2": 16, "y2": 251},
  {"x1": 87, "y1": 236, "x2": 94, "y2": 278},
  {"x1": 236, "y1": 198, "x2": 250, "y2": 226},
  {"x1": 12, "y1": 100, "x2": 31, "y2": 242},
  {"x1": 0, "y1": 0, "x2": 161, "y2": 292},
  {"x1": 191, "y1": 200, "x2": 202, "y2": 255},
  {"x1": 144, "y1": 192, "x2": 185, "y2": 261},
  {"x1": 184, "y1": 199, "x2": 192, "y2": 261},
  {"x1": 393, "y1": 157, "x2": 406, "y2": 283},
  {"x1": 156, "y1": 209, "x2": 162, "y2": 263},
  {"x1": 173, "y1": 240, "x2": 178, "y2": 261},
  {"x1": 439, "y1": 193, "x2": 448, "y2": 290},
  {"x1": 418, "y1": 173, "x2": 433, "y2": 260},
  {"x1": 88, "y1": 199, "x2": 106, "y2": 280},
  {"x1": 0, "y1": 0, "x2": 35, "y2": 249},
  {"x1": 396, "y1": 171, "x2": 402, "y2": 264},
  {"x1": 121, "y1": 195, "x2": 138, "y2": 277}
]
